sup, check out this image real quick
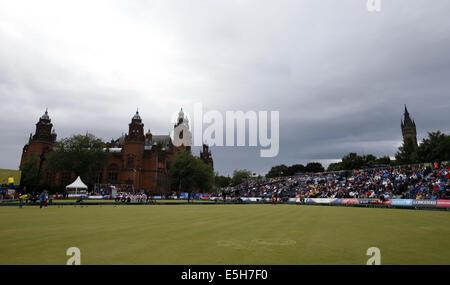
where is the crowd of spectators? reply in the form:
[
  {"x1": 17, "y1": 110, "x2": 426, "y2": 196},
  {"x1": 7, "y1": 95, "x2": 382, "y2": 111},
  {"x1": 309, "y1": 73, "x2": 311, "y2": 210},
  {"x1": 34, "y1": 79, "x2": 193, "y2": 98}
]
[{"x1": 221, "y1": 164, "x2": 450, "y2": 201}]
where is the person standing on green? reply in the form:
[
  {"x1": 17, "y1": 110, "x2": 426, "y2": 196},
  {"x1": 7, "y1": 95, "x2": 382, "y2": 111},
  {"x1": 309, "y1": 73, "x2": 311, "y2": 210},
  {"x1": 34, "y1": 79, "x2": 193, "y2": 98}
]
[
  {"x1": 39, "y1": 190, "x2": 47, "y2": 209},
  {"x1": 19, "y1": 193, "x2": 29, "y2": 208}
]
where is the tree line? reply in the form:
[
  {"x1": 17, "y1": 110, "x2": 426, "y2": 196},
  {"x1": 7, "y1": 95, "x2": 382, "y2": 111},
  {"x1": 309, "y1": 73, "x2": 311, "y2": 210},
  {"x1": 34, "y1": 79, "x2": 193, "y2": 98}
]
[{"x1": 395, "y1": 131, "x2": 450, "y2": 165}]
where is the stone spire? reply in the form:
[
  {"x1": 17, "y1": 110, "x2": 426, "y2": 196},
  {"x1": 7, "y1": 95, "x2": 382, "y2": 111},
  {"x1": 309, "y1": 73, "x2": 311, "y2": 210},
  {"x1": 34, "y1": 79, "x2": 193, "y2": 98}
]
[{"x1": 401, "y1": 105, "x2": 418, "y2": 149}]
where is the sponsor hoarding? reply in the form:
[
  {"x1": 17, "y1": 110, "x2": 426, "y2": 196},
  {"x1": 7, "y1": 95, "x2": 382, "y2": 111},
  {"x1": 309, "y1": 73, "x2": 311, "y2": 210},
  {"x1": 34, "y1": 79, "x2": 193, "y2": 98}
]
[
  {"x1": 88, "y1": 195, "x2": 104, "y2": 199},
  {"x1": 412, "y1": 200, "x2": 437, "y2": 207},
  {"x1": 371, "y1": 199, "x2": 392, "y2": 206},
  {"x1": 305, "y1": 198, "x2": 340, "y2": 204},
  {"x1": 437, "y1": 200, "x2": 450, "y2": 208},
  {"x1": 342, "y1": 198, "x2": 358, "y2": 205},
  {"x1": 357, "y1": 198, "x2": 371, "y2": 205},
  {"x1": 391, "y1": 199, "x2": 413, "y2": 206}
]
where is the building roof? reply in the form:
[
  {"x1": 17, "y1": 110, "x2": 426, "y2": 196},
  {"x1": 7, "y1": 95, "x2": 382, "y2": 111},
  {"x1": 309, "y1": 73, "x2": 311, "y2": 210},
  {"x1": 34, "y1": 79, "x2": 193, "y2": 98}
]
[
  {"x1": 151, "y1": 135, "x2": 172, "y2": 147},
  {"x1": 40, "y1": 108, "x2": 50, "y2": 120},
  {"x1": 132, "y1": 109, "x2": 141, "y2": 121}
]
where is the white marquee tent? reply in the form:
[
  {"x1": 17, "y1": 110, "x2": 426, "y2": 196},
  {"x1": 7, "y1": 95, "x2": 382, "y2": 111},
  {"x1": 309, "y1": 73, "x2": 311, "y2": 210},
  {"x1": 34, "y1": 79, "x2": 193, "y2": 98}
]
[{"x1": 65, "y1": 176, "x2": 88, "y2": 194}]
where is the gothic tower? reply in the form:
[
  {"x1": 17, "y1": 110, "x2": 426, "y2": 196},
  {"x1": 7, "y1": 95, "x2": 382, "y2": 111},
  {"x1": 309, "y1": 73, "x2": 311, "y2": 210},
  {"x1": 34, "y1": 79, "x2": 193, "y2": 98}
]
[
  {"x1": 20, "y1": 109, "x2": 57, "y2": 168},
  {"x1": 401, "y1": 105, "x2": 418, "y2": 149},
  {"x1": 123, "y1": 110, "x2": 145, "y2": 188}
]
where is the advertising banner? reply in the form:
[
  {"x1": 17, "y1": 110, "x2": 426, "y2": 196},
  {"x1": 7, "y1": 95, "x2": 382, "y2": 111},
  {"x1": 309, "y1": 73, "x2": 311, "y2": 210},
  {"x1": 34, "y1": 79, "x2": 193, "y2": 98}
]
[
  {"x1": 342, "y1": 198, "x2": 358, "y2": 205},
  {"x1": 305, "y1": 198, "x2": 340, "y2": 204},
  {"x1": 391, "y1": 199, "x2": 413, "y2": 206},
  {"x1": 412, "y1": 200, "x2": 437, "y2": 207},
  {"x1": 357, "y1": 198, "x2": 371, "y2": 205},
  {"x1": 68, "y1": 194, "x2": 88, "y2": 198},
  {"x1": 88, "y1": 195, "x2": 104, "y2": 199},
  {"x1": 437, "y1": 200, "x2": 450, "y2": 208},
  {"x1": 314, "y1": 198, "x2": 332, "y2": 204},
  {"x1": 371, "y1": 199, "x2": 392, "y2": 206},
  {"x1": 242, "y1": 197, "x2": 265, "y2": 202}
]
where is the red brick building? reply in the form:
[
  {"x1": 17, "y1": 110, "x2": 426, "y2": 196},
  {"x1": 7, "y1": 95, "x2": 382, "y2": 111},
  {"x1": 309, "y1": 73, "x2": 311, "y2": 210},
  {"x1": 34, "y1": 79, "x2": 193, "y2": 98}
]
[{"x1": 20, "y1": 108, "x2": 207, "y2": 193}]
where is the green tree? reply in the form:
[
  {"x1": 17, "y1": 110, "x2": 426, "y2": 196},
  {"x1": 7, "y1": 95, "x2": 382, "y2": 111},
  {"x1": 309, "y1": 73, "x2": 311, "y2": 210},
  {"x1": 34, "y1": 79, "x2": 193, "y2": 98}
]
[
  {"x1": 266, "y1": 165, "x2": 289, "y2": 178},
  {"x1": 170, "y1": 150, "x2": 214, "y2": 200},
  {"x1": 46, "y1": 133, "x2": 110, "y2": 187},
  {"x1": 395, "y1": 137, "x2": 418, "y2": 165},
  {"x1": 374, "y1": 156, "x2": 391, "y2": 165},
  {"x1": 328, "y1": 153, "x2": 390, "y2": 172},
  {"x1": 20, "y1": 156, "x2": 40, "y2": 189},
  {"x1": 266, "y1": 164, "x2": 306, "y2": 178},
  {"x1": 341, "y1": 153, "x2": 364, "y2": 170},
  {"x1": 287, "y1": 164, "x2": 306, "y2": 175},
  {"x1": 230, "y1": 169, "x2": 252, "y2": 186},
  {"x1": 215, "y1": 173, "x2": 231, "y2": 188},
  {"x1": 194, "y1": 159, "x2": 215, "y2": 192},
  {"x1": 327, "y1": 162, "x2": 344, "y2": 172},
  {"x1": 417, "y1": 131, "x2": 450, "y2": 163},
  {"x1": 362, "y1": 154, "x2": 377, "y2": 167},
  {"x1": 305, "y1": 162, "x2": 325, "y2": 173}
]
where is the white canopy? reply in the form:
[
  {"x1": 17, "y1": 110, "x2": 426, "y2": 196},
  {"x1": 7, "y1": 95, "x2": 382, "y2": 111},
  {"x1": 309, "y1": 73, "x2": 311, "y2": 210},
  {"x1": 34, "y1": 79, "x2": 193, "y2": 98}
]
[{"x1": 65, "y1": 176, "x2": 88, "y2": 190}]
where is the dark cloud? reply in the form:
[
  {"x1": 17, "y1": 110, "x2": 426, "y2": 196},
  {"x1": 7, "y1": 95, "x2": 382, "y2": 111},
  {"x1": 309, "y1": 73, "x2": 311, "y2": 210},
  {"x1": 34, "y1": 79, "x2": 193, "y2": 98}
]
[{"x1": 1, "y1": 0, "x2": 449, "y2": 175}]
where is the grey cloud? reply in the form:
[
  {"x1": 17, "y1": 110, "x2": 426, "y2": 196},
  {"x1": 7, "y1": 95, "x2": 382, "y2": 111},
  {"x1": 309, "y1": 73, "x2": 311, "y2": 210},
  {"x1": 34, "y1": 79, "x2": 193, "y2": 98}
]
[{"x1": 1, "y1": 0, "x2": 450, "y2": 175}]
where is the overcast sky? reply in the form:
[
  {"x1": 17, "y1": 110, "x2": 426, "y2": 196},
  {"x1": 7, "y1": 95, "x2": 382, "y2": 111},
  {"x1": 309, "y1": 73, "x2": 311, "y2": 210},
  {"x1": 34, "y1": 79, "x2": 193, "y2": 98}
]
[{"x1": 1, "y1": 0, "x2": 449, "y2": 176}]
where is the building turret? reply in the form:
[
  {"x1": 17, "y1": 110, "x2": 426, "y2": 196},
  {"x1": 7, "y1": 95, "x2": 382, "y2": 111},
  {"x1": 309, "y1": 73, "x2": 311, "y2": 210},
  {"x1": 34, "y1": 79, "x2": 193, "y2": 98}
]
[
  {"x1": 20, "y1": 109, "x2": 57, "y2": 168},
  {"x1": 200, "y1": 143, "x2": 213, "y2": 169},
  {"x1": 145, "y1": 129, "x2": 153, "y2": 142},
  {"x1": 173, "y1": 107, "x2": 192, "y2": 152},
  {"x1": 32, "y1": 109, "x2": 56, "y2": 144},
  {"x1": 125, "y1": 109, "x2": 145, "y2": 143}
]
